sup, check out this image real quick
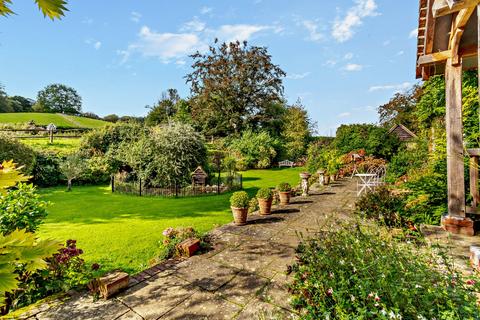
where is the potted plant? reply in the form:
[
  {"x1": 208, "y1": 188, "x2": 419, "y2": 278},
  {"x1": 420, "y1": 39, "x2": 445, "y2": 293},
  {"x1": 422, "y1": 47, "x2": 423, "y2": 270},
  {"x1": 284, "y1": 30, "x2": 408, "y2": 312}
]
[
  {"x1": 230, "y1": 191, "x2": 250, "y2": 226},
  {"x1": 257, "y1": 188, "x2": 273, "y2": 215},
  {"x1": 277, "y1": 182, "x2": 292, "y2": 205}
]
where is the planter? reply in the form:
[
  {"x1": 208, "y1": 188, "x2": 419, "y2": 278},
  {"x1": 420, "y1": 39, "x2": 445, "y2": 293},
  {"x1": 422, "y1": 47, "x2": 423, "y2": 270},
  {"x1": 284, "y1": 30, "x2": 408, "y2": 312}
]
[
  {"x1": 279, "y1": 191, "x2": 291, "y2": 205},
  {"x1": 300, "y1": 172, "x2": 312, "y2": 179},
  {"x1": 258, "y1": 198, "x2": 273, "y2": 215},
  {"x1": 231, "y1": 207, "x2": 248, "y2": 225}
]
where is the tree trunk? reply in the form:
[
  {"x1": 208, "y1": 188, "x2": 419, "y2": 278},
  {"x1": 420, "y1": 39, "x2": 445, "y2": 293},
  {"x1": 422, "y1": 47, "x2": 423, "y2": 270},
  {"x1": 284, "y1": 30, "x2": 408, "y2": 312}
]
[{"x1": 67, "y1": 179, "x2": 72, "y2": 192}]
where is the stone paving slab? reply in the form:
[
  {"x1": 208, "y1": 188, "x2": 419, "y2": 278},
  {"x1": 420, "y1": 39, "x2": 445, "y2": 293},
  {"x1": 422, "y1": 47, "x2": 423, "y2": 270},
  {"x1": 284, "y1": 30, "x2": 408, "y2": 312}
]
[{"x1": 15, "y1": 180, "x2": 357, "y2": 320}]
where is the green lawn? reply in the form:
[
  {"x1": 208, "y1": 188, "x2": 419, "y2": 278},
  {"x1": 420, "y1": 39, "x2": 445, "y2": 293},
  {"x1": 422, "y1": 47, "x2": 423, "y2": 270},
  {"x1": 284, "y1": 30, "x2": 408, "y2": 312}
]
[
  {"x1": 20, "y1": 138, "x2": 81, "y2": 155},
  {"x1": 0, "y1": 113, "x2": 108, "y2": 128},
  {"x1": 38, "y1": 167, "x2": 305, "y2": 274}
]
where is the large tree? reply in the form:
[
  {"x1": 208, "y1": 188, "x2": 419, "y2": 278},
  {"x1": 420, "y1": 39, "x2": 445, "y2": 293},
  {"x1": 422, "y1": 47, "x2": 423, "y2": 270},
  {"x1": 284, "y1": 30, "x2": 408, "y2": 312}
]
[
  {"x1": 7, "y1": 96, "x2": 34, "y2": 112},
  {"x1": 35, "y1": 84, "x2": 82, "y2": 114},
  {"x1": 186, "y1": 40, "x2": 286, "y2": 137},
  {"x1": 378, "y1": 84, "x2": 422, "y2": 131},
  {"x1": 0, "y1": 85, "x2": 12, "y2": 113},
  {"x1": 0, "y1": 0, "x2": 68, "y2": 19},
  {"x1": 145, "y1": 89, "x2": 181, "y2": 126},
  {"x1": 281, "y1": 100, "x2": 313, "y2": 161}
]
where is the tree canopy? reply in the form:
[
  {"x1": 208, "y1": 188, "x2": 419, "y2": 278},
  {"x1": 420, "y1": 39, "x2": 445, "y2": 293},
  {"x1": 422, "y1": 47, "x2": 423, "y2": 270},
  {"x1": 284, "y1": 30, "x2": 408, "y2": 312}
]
[
  {"x1": 34, "y1": 84, "x2": 82, "y2": 114},
  {"x1": 186, "y1": 40, "x2": 286, "y2": 137},
  {"x1": 0, "y1": 0, "x2": 68, "y2": 19}
]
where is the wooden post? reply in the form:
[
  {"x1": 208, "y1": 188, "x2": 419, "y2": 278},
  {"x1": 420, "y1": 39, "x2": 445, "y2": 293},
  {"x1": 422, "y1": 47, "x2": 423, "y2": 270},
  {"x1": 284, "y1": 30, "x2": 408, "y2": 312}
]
[
  {"x1": 445, "y1": 58, "x2": 466, "y2": 217},
  {"x1": 111, "y1": 175, "x2": 115, "y2": 193},
  {"x1": 470, "y1": 155, "x2": 479, "y2": 209},
  {"x1": 139, "y1": 178, "x2": 142, "y2": 197}
]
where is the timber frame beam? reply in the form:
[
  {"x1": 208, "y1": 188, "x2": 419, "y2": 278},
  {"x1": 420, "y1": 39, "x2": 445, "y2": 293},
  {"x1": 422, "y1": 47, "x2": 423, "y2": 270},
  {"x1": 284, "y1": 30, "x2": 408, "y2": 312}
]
[{"x1": 433, "y1": 0, "x2": 480, "y2": 18}]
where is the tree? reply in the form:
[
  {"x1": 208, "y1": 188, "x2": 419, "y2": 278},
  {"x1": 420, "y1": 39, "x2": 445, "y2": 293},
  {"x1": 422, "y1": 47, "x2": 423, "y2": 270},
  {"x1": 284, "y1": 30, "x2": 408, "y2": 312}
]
[
  {"x1": 0, "y1": 134, "x2": 36, "y2": 174},
  {"x1": 281, "y1": 100, "x2": 313, "y2": 161},
  {"x1": 36, "y1": 84, "x2": 82, "y2": 114},
  {"x1": 0, "y1": 0, "x2": 68, "y2": 19},
  {"x1": 186, "y1": 40, "x2": 286, "y2": 136},
  {"x1": 59, "y1": 153, "x2": 87, "y2": 191},
  {"x1": 7, "y1": 96, "x2": 34, "y2": 112},
  {"x1": 378, "y1": 84, "x2": 422, "y2": 131},
  {"x1": 103, "y1": 114, "x2": 119, "y2": 123},
  {"x1": 0, "y1": 85, "x2": 12, "y2": 113},
  {"x1": 145, "y1": 89, "x2": 181, "y2": 126}
]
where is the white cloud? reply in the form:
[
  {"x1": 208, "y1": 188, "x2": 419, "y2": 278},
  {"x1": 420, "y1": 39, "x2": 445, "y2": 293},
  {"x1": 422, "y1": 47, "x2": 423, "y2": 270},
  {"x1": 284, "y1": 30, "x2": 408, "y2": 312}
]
[
  {"x1": 85, "y1": 39, "x2": 102, "y2": 50},
  {"x1": 301, "y1": 20, "x2": 324, "y2": 42},
  {"x1": 124, "y1": 26, "x2": 207, "y2": 63},
  {"x1": 369, "y1": 82, "x2": 412, "y2": 92},
  {"x1": 332, "y1": 0, "x2": 379, "y2": 42},
  {"x1": 344, "y1": 52, "x2": 354, "y2": 60},
  {"x1": 324, "y1": 60, "x2": 337, "y2": 67},
  {"x1": 181, "y1": 17, "x2": 206, "y2": 33},
  {"x1": 200, "y1": 6, "x2": 213, "y2": 15},
  {"x1": 396, "y1": 50, "x2": 404, "y2": 56},
  {"x1": 94, "y1": 41, "x2": 102, "y2": 50},
  {"x1": 343, "y1": 63, "x2": 363, "y2": 71},
  {"x1": 215, "y1": 24, "x2": 270, "y2": 43},
  {"x1": 131, "y1": 11, "x2": 142, "y2": 23},
  {"x1": 338, "y1": 112, "x2": 352, "y2": 118},
  {"x1": 82, "y1": 17, "x2": 93, "y2": 25},
  {"x1": 409, "y1": 28, "x2": 418, "y2": 38},
  {"x1": 287, "y1": 72, "x2": 311, "y2": 80}
]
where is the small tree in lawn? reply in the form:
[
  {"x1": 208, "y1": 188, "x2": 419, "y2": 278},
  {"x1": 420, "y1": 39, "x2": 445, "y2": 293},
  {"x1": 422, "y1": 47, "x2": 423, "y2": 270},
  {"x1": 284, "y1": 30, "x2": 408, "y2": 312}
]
[{"x1": 59, "y1": 153, "x2": 87, "y2": 191}]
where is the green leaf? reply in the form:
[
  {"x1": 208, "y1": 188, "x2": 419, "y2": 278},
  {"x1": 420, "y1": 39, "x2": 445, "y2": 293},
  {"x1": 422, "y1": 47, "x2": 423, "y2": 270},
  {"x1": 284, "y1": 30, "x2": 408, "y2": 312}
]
[
  {"x1": 34, "y1": 0, "x2": 68, "y2": 20},
  {"x1": 0, "y1": 0, "x2": 14, "y2": 17}
]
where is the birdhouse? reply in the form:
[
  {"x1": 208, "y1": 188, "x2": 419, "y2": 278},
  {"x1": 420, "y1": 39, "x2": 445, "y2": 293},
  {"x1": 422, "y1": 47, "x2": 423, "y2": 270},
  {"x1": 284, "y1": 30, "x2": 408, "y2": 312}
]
[{"x1": 191, "y1": 166, "x2": 208, "y2": 187}]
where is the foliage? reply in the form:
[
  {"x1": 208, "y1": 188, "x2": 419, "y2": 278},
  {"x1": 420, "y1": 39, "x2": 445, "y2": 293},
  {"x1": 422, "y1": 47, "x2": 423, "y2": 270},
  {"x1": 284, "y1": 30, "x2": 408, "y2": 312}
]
[
  {"x1": 118, "y1": 123, "x2": 207, "y2": 187},
  {"x1": 7, "y1": 239, "x2": 96, "y2": 312},
  {"x1": 378, "y1": 84, "x2": 422, "y2": 131},
  {"x1": 103, "y1": 114, "x2": 119, "y2": 123},
  {"x1": 0, "y1": 85, "x2": 10, "y2": 113},
  {"x1": 281, "y1": 101, "x2": 312, "y2": 161},
  {"x1": 256, "y1": 187, "x2": 273, "y2": 200},
  {"x1": 385, "y1": 141, "x2": 428, "y2": 183},
  {"x1": 186, "y1": 40, "x2": 286, "y2": 136},
  {"x1": 58, "y1": 153, "x2": 87, "y2": 191},
  {"x1": 355, "y1": 186, "x2": 406, "y2": 228},
  {"x1": 0, "y1": 230, "x2": 61, "y2": 309},
  {"x1": 248, "y1": 197, "x2": 259, "y2": 214},
  {"x1": 230, "y1": 191, "x2": 250, "y2": 208},
  {"x1": 145, "y1": 89, "x2": 181, "y2": 126},
  {"x1": 0, "y1": 0, "x2": 69, "y2": 19},
  {"x1": 0, "y1": 183, "x2": 48, "y2": 235},
  {"x1": 0, "y1": 160, "x2": 29, "y2": 193},
  {"x1": 35, "y1": 84, "x2": 82, "y2": 114},
  {"x1": 415, "y1": 75, "x2": 446, "y2": 130},
  {"x1": 334, "y1": 124, "x2": 400, "y2": 160},
  {"x1": 31, "y1": 152, "x2": 62, "y2": 187},
  {"x1": 277, "y1": 182, "x2": 291, "y2": 192},
  {"x1": 6, "y1": 96, "x2": 34, "y2": 113},
  {"x1": 289, "y1": 223, "x2": 480, "y2": 319},
  {"x1": 158, "y1": 227, "x2": 207, "y2": 261},
  {"x1": 228, "y1": 130, "x2": 280, "y2": 169},
  {"x1": 0, "y1": 134, "x2": 36, "y2": 174}
]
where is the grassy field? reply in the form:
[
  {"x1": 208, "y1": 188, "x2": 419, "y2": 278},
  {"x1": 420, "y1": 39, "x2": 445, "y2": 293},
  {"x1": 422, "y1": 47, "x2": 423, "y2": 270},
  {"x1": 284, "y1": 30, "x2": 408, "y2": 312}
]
[
  {"x1": 19, "y1": 138, "x2": 81, "y2": 155},
  {"x1": 0, "y1": 113, "x2": 108, "y2": 128},
  {"x1": 38, "y1": 167, "x2": 304, "y2": 274}
]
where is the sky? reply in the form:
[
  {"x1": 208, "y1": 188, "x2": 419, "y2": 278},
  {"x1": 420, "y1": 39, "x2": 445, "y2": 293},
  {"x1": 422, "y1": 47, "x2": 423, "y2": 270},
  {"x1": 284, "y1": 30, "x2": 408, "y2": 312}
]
[{"x1": 0, "y1": 0, "x2": 420, "y2": 136}]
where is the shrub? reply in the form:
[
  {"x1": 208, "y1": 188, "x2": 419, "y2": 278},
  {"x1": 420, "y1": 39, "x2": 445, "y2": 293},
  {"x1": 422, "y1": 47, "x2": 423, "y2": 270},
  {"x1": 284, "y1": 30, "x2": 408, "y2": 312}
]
[
  {"x1": 228, "y1": 130, "x2": 280, "y2": 169},
  {"x1": 289, "y1": 223, "x2": 480, "y2": 319},
  {"x1": 248, "y1": 198, "x2": 259, "y2": 214},
  {"x1": 157, "y1": 227, "x2": 207, "y2": 261},
  {"x1": 31, "y1": 153, "x2": 62, "y2": 187},
  {"x1": 355, "y1": 186, "x2": 406, "y2": 228},
  {"x1": 7, "y1": 240, "x2": 97, "y2": 311},
  {"x1": 277, "y1": 182, "x2": 291, "y2": 192},
  {"x1": 0, "y1": 134, "x2": 36, "y2": 174},
  {"x1": 0, "y1": 183, "x2": 48, "y2": 235},
  {"x1": 256, "y1": 187, "x2": 273, "y2": 200},
  {"x1": 230, "y1": 191, "x2": 250, "y2": 208}
]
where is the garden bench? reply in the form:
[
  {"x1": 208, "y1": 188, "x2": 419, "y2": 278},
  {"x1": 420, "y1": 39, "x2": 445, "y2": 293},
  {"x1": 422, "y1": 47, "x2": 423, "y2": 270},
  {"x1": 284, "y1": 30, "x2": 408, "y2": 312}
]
[
  {"x1": 355, "y1": 165, "x2": 387, "y2": 196},
  {"x1": 278, "y1": 160, "x2": 294, "y2": 168}
]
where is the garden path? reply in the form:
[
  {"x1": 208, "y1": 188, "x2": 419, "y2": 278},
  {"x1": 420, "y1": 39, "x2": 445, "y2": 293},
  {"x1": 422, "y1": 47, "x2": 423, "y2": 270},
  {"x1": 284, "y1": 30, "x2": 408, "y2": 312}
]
[{"x1": 17, "y1": 179, "x2": 357, "y2": 320}]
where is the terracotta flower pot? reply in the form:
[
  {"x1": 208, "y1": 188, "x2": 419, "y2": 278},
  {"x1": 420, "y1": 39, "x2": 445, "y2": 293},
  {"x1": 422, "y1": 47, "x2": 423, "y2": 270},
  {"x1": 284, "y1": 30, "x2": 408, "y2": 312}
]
[
  {"x1": 258, "y1": 198, "x2": 273, "y2": 215},
  {"x1": 279, "y1": 191, "x2": 291, "y2": 205},
  {"x1": 231, "y1": 207, "x2": 248, "y2": 226}
]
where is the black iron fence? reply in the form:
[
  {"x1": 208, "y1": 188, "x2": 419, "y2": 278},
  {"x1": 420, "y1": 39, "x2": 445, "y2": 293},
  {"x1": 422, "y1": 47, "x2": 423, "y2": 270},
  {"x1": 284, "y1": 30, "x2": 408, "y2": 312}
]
[{"x1": 111, "y1": 173, "x2": 243, "y2": 198}]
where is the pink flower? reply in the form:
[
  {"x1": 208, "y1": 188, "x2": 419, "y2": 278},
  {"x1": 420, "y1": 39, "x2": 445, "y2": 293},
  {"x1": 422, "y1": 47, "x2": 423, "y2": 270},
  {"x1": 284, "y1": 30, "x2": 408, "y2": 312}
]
[
  {"x1": 326, "y1": 288, "x2": 333, "y2": 296},
  {"x1": 374, "y1": 295, "x2": 381, "y2": 302},
  {"x1": 466, "y1": 279, "x2": 476, "y2": 286}
]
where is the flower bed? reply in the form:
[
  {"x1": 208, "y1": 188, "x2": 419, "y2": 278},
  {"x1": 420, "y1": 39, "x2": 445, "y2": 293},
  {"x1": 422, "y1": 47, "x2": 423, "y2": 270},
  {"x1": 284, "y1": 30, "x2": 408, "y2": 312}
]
[{"x1": 288, "y1": 223, "x2": 480, "y2": 319}]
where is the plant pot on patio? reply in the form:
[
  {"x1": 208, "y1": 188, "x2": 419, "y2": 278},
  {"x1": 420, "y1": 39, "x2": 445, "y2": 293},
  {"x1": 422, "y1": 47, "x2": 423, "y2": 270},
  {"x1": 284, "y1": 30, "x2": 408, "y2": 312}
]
[
  {"x1": 257, "y1": 188, "x2": 273, "y2": 215},
  {"x1": 277, "y1": 182, "x2": 292, "y2": 205},
  {"x1": 324, "y1": 175, "x2": 330, "y2": 185},
  {"x1": 230, "y1": 191, "x2": 250, "y2": 226}
]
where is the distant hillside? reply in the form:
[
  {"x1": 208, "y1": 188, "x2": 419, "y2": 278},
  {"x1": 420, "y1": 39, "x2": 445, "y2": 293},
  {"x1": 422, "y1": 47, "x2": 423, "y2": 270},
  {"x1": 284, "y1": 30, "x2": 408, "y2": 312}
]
[{"x1": 0, "y1": 113, "x2": 108, "y2": 129}]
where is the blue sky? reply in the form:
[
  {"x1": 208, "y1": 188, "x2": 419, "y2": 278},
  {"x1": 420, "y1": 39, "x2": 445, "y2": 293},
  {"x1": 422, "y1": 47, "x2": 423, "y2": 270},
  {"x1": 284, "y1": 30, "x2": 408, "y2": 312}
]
[{"x1": 0, "y1": 0, "x2": 419, "y2": 135}]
